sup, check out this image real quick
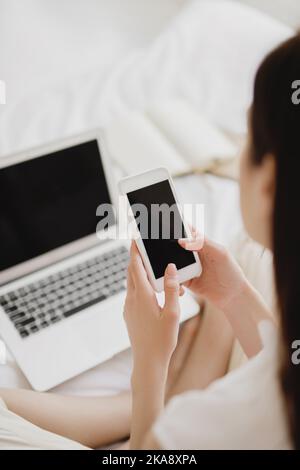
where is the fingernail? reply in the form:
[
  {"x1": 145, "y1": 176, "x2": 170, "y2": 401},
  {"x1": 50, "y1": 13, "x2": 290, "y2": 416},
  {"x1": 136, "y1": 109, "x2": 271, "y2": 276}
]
[{"x1": 167, "y1": 263, "x2": 177, "y2": 276}]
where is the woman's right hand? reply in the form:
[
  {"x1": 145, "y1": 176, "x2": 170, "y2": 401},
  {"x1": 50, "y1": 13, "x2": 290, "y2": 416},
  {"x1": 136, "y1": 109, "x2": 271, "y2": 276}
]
[{"x1": 179, "y1": 230, "x2": 248, "y2": 312}]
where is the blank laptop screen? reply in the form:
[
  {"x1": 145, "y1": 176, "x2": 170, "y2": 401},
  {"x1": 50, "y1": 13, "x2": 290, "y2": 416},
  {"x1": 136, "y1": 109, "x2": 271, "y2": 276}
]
[{"x1": 0, "y1": 140, "x2": 114, "y2": 271}]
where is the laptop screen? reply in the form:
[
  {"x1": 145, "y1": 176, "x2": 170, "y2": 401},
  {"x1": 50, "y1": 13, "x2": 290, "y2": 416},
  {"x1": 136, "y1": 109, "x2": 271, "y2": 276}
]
[{"x1": 0, "y1": 139, "x2": 114, "y2": 272}]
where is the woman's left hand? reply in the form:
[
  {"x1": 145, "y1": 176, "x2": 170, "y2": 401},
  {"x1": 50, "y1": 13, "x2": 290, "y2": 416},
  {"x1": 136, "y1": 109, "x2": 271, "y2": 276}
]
[{"x1": 124, "y1": 242, "x2": 181, "y2": 375}]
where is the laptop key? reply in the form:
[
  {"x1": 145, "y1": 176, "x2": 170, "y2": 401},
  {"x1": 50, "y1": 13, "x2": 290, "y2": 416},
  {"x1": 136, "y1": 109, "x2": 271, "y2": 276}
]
[
  {"x1": 6, "y1": 304, "x2": 18, "y2": 313},
  {"x1": 18, "y1": 317, "x2": 35, "y2": 327},
  {"x1": 19, "y1": 329, "x2": 29, "y2": 338},
  {"x1": 50, "y1": 316, "x2": 61, "y2": 323},
  {"x1": 10, "y1": 311, "x2": 26, "y2": 321},
  {"x1": 30, "y1": 325, "x2": 39, "y2": 333},
  {"x1": 63, "y1": 295, "x2": 107, "y2": 318}
]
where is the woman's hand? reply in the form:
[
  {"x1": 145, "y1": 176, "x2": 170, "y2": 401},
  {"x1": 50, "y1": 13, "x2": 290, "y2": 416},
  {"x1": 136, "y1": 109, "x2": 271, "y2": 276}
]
[
  {"x1": 124, "y1": 242, "x2": 181, "y2": 375},
  {"x1": 179, "y1": 230, "x2": 275, "y2": 359},
  {"x1": 179, "y1": 230, "x2": 248, "y2": 312},
  {"x1": 124, "y1": 242, "x2": 187, "y2": 449}
]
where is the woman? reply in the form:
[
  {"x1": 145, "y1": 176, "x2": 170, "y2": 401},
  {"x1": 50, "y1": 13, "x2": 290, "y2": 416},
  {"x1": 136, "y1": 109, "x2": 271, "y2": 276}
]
[
  {"x1": 1, "y1": 33, "x2": 299, "y2": 450},
  {"x1": 124, "y1": 33, "x2": 300, "y2": 449}
]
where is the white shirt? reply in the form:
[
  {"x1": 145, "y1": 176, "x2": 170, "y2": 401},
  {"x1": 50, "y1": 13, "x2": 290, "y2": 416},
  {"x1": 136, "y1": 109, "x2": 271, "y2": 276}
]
[{"x1": 153, "y1": 321, "x2": 292, "y2": 450}]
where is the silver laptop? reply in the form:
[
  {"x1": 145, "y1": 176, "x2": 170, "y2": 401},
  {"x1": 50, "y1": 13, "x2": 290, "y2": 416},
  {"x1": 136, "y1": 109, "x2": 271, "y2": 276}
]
[{"x1": 0, "y1": 130, "x2": 198, "y2": 391}]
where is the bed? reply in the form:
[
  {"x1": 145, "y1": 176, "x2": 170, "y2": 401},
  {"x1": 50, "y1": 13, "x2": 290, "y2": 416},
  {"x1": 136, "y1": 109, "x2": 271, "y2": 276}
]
[{"x1": 0, "y1": 0, "x2": 293, "y2": 395}]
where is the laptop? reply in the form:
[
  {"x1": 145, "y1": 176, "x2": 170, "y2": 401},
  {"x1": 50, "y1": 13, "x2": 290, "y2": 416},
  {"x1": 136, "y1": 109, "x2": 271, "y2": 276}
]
[{"x1": 0, "y1": 130, "x2": 199, "y2": 391}]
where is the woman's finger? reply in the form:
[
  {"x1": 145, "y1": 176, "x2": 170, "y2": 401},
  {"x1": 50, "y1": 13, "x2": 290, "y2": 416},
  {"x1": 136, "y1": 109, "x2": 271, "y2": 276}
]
[
  {"x1": 129, "y1": 241, "x2": 152, "y2": 290},
  {"x1": 191, "y1": 227, "x2": 199, "y2": 238},
  {"x1": 187, "y1": 225, "x2": 200, "y2": 238},
  {"x1": 179, "y1": 285, "x2": 185, "y2": 296},
  {"x1": 179, "y1": 226, "x2": 204, "y2": 251},
  {"x1": 163, "y1": 264, "x2": 180, "y2": 318},
  {"x1": 178, "y1": 237, "x2": 204, "y2": 251}
]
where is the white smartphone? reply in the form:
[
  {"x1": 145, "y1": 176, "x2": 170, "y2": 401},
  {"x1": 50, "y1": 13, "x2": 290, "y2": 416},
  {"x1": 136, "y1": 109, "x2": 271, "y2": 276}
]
[{"x1": 118, "y1": 167, "x2": 202, "y2": 292}]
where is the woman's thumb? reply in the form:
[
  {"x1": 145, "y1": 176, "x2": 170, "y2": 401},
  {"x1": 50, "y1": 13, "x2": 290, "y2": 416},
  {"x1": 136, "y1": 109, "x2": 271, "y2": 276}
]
[{"x1": 163, "y1": 264, "x2": 180, "y2": 317}]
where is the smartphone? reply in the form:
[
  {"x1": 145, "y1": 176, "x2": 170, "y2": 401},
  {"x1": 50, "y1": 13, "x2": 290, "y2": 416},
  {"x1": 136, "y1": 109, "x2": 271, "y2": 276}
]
[{"x1": 118, "y1": 167, "x2": 202, "y2": 292}]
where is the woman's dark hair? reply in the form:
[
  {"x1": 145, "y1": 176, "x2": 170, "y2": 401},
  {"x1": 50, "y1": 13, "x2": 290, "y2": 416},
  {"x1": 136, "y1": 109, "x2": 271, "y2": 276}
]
[{"x1": 250, "y1": 33, "x2": 300, "y2": 449}]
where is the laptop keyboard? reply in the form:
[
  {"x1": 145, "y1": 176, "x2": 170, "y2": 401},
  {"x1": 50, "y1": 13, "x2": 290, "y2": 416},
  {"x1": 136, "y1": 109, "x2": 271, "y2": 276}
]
[{"x1": 0, "y1": 245, "x2": 129, "y2": 339}]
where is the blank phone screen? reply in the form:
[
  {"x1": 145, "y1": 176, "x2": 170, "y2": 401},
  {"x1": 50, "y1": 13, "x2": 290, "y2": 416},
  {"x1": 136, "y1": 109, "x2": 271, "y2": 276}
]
[{"x1": 127, "y1": 180, "x2": 195, "y2": 279}]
